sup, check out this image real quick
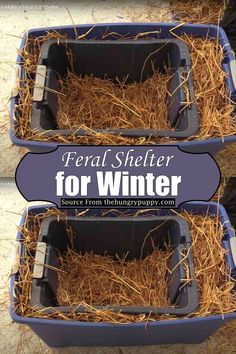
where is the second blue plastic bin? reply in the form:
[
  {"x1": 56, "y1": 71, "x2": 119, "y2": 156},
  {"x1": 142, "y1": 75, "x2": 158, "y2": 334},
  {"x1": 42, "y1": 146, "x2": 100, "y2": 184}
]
[{"x1": 10, "y1": 202, "x2": 236, "y2": 347}]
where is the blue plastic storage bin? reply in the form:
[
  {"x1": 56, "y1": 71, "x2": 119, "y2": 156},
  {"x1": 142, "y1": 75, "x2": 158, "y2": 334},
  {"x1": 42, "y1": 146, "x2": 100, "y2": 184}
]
[
  {"x1": 10, "y1": 202, "x2": 236, "y2": 347},
  {"x1": 9, "y1": 22, "x2": 236, "y2": 155}
]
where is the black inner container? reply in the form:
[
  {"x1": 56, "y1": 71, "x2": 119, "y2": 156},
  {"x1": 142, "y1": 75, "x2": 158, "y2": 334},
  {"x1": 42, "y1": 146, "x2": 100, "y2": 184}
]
[
  {"x1": 31, "y1": 215, "x2": 199, "y2": 316},
  {"x1": 31, "y1": 38, "x2": 199, "y2": 138}
]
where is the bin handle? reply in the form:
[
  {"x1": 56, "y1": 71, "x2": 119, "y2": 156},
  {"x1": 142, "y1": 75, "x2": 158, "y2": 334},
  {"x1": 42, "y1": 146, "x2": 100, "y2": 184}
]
[
  {"x1": 229, "y1": 59, "x2": 236, "y2": 91},
  {"x1": 229, "y1": 237, "x2": 236, "y2": 268},
  {"x1": 10, "y1": 64, "x2": 22, "y2": 98},
  {"x1": 11, "y1": 241, "x2": 47, "y2": 277},
  {"x1": 32, "y1": 241, "x2": 47, "y2": 279},
  {"x1": 32, "y1": 65, "x2": 47, "y2": 102},
  {"x1": 10, "y1": 241, "x2": 23, "y2": 275}
]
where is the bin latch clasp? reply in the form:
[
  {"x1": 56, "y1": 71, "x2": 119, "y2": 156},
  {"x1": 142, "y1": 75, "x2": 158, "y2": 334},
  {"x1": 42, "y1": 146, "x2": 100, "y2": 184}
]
[{"x1": 32, "y1": 241, "x2": 47, "y2": 279}]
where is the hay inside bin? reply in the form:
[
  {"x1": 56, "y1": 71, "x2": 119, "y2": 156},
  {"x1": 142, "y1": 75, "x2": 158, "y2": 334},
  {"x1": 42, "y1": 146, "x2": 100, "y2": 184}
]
[
  {"x1": 57, "y1": 70, "x2": 172, "y2": 131},
  {"x1": 57, "y1": 246, "x2": 172, "y2": 308}
]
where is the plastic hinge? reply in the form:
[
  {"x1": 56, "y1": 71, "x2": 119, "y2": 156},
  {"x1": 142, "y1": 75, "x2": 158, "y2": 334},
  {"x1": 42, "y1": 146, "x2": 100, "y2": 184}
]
[
  {"x1": 32, "y1": 65, "x2": 47, "y2": 102},
  {"x1": 32, "y1": 242, "x2": 47, "y2": 279},
  {"x1": 10, "y1": 241, "x2": 22, "y2": 275},
  {"x1": 11, "y1": 64, "x2": 21, "y2": 98}
]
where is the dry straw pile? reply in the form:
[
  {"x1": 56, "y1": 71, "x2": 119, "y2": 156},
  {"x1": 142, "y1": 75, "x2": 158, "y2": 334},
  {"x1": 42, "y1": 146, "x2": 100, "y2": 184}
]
[
  {"x1": 57, "y1": 247, "x2": 171, "y2": 309},
  {"x1": 14, "y1": 207, "x2": 236, "y2": 323},
  {"x1": 14, "y1": 23, "x2": 236, "y2": 145},
  {"x1": 57, "y1": 71, "x2": 171, "y2": 132},
  {"x1": 172, "y1": 0, "x2": 228, "y2": 25}
]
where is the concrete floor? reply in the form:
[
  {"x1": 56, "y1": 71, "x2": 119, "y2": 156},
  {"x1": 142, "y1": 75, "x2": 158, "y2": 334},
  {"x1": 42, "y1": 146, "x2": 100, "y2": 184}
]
[{"x1": 0, "y1": 1, "x2": 236, "y2": 353}]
